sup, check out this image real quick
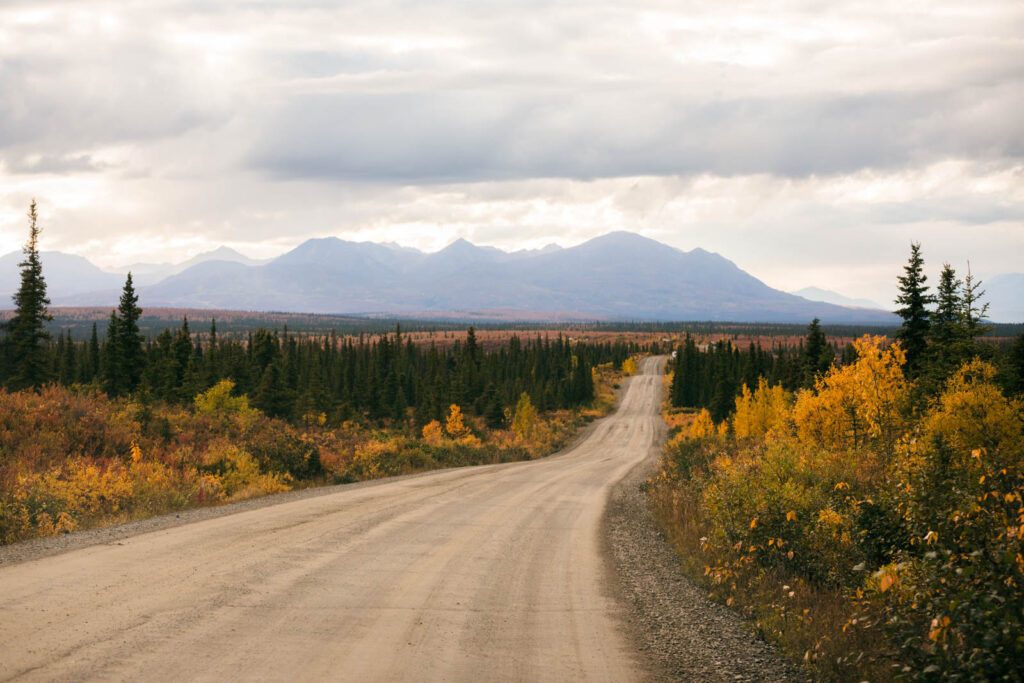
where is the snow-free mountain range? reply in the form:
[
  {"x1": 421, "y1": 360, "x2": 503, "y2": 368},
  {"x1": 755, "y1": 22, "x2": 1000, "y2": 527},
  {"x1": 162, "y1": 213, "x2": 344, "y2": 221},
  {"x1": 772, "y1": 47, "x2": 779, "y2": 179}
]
[{"x1": 1, "y1": 232, "x2": 1019, "y2": 322}]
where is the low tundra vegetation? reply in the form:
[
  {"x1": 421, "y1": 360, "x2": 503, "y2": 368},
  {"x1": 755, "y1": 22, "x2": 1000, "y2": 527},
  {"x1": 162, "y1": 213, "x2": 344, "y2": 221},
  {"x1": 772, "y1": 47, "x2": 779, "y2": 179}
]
[
  {"x1": 0, "y1": 359, "x2": 630, "y2": 545},
  {"x1": 651, "y1": 336, "x2": 1023, "y2": 680}
]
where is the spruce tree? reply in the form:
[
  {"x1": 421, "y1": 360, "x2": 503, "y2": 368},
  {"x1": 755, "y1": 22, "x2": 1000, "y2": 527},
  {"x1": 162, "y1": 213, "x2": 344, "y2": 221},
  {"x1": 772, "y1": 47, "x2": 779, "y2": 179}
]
[
  {"x1": 929, "y1": 263, "x2": 965, "y2": 379},
  {"x1": 117, "y1": 273, "x2": 144, "y2": 392},
  {"x1": 960, "y1": 264, "x2": 990, "y2": 343},
  {"x1": 931, "y1": 264, "x2": 963, "y2": 344},
  {"x1": 709, "y1": 375, "x2": 736, "y2": 424},
  {"x1": 802, "y1": 318, "x2": 832, "y2": 386},
  {"x1": 104, "y1": 311, "x2": 125, "y2": 394},
  {"x1": 670, "y1": 344, "x2": 685, "y2": 407},
  {"x1": 6, "y1": 200, "x2": 53, "y2": 390},
  {"x1": 894, "y1": 242, "x2": 934, "y2": 377},
  {"x1": 671, "y1": 335, "x2": 699, "y2": 407},
  {"x1": 206, "y1": 319, "x2": 219, "y2": 383},
  {"x1": 254, "y1": 360, "x2": 293, "y2": 419},
  {"x1": 85, "y1": 322, "x2": 100, "y2": 382}
]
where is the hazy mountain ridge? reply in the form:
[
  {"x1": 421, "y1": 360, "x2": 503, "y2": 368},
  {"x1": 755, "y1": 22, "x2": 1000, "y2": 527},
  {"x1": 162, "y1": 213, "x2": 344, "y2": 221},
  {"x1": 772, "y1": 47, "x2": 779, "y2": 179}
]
[
  {"x1": 120, "y1": 246, "x2": 268, "y2": 285},
  {"x1": 792, "y1": 286, "x2": 883, "y2": 310},
  {"x1": 0, "y1": 251, "x2": 123, "y2": 300},
  {"x1": 0, "y1": 232, "x2": 931, "y2": 322},
  {"x1": 143, "y1": 232, "x2": 900, "y2": 322}
]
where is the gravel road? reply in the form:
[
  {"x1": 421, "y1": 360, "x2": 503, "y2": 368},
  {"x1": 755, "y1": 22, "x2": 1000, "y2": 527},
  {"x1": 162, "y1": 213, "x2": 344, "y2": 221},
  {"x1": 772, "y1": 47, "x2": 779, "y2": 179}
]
[
  {"x1": 0, "y1": 356, "x2": 801, "y2": 682},
  {"x1": 0, "y1": 359, "x2": 661, "y2": 681}
]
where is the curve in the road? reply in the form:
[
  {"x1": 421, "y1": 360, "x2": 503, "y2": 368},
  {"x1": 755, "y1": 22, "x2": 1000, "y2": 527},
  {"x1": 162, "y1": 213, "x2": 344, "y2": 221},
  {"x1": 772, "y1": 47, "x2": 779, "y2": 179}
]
[{"x1": 0, "y1": 357, "x2": 667, "y2": 682}]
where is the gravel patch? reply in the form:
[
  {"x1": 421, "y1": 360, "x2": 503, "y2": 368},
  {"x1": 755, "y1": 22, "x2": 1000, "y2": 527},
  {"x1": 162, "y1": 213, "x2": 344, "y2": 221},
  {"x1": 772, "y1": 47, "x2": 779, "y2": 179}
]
[{"x1": 604, "y1": 451, "x2": 809, "y2": 682}]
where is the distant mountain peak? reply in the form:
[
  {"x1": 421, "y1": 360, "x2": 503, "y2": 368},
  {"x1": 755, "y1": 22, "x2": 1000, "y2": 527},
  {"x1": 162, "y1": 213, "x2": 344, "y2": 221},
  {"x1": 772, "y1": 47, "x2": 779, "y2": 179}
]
[
  {"x1": 587, "y1": 230, "x2": 659, "y2": 246},
  {"x1": 205, "y1": 245, "x2": 247, "y2": 258},
  {"x1": 433, "y1": 238, "x2": 506, "y2": 262},
  {"x1": 439, "y1": 237, "x2": 476, "y2": 251}
]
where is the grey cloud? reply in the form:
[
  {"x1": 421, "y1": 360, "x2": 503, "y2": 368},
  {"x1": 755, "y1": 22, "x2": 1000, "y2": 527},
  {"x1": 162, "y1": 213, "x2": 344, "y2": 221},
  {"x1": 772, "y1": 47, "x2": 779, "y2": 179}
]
[
  {"x1": 4, "y1": 0, "x2": 1023, "y2": 183},
  {"x1": 0, "y1": 44, "x2": 229, "y2": 170},
  {"x1": 247, "y1": 85, "x2": 1024, "y2": 182},
  {"x1": 3, "y1": 153, "x2": 107, "y2": 174}
]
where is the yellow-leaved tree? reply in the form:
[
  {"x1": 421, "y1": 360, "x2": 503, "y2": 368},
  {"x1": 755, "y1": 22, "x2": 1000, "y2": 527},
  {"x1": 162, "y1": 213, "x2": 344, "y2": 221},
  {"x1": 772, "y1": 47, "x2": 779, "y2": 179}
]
[
  {"x1": 921, "y1": 358, "x2": 1021, "y2": 456},
  {"x1": 445, "y1": 404, "x2": 468, "y2": 438},
  {"x1": 793, "y1": 335, "x2": 908, "y2": 454},
  {"x1": 512, "y1": 392, "x2": 538, "y2": 444},
  {"x1": 445, "y1": 404, "x2": 481, "y2": 447},
  {"x1": 421, "y1": 420, "x2": 444, "y2": 446},
  {"x1": 688, "y1": 408, "x2": 717, "y2": 439},
  {"x1": 732, "y1": 378, "x2": 791, "y2": 440},
  {"x1": 194, "y1": 380, "x2": 256, "y2": 422},
  {"x1": 622, "y1": 357, "x2": 639, "y2": 376}
]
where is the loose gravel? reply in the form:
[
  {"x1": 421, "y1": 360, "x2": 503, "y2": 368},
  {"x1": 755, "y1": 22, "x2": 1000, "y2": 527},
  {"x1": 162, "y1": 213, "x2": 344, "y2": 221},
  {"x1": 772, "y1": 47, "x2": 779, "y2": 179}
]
[{"x1": 604, "y1": 451, "x2": 809, "y2": 682}]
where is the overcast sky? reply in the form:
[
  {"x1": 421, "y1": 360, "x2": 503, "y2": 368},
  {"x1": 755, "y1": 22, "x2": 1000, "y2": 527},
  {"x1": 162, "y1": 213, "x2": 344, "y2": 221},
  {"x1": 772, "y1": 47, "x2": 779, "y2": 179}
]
[{"x1": 1, "y1": 0, "x2": 1021, "y2": 305}]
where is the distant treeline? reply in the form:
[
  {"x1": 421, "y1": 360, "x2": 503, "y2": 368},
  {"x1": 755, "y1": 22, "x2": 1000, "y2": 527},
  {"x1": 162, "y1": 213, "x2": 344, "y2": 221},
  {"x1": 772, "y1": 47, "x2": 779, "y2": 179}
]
[
  {"x1": 669, "y1": 320, "x2": 848, "y2": 421},
  {"x1": 2, "y1": 312, "x2": 646, "y2": 427},
  {"x1": 670, "y1": 326, "x2": 1024, "y2": 422},
  {"x1": 669, "y1": 245, "x2": 1024, "y2": 422},
  {"x1": 9, "y1": 309, "x2": 1020, "y2": 343}
]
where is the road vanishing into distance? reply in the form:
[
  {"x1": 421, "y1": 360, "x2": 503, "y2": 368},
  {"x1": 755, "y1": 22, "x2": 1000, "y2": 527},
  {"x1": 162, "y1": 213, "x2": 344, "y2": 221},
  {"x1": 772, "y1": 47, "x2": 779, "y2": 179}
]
[{"x1": 1, "y1": 357, "x2": 666, "y2": 682}]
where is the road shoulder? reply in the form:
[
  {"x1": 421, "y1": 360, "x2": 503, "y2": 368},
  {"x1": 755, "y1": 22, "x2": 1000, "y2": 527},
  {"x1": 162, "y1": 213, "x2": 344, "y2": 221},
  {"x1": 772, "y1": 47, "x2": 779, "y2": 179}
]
[{"x1": 603, "y1": 451, "x2": 807, "y2": 682}]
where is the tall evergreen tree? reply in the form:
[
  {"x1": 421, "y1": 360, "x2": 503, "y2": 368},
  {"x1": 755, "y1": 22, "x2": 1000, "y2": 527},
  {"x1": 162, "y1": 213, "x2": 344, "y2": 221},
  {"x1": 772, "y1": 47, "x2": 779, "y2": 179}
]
[
  {"x1": 116, "y1": 273, "x2": 145, "y2": 392},
  {"x1": 104, "y1": 311, "x2": 125, "y2": 394},
  {"x1": 58, "y1": 330, "x2": 75, "y2": 384},
  {"x1": 254, "y1": 360, "x2": 293, "y2": 419},
  {"x1": 894, "y1": 242, "x2": 934, "y2": 377},
  {"x1": 960, "y1": 264, "x2": 990, "y2": 343},
  {"x1": 802, "y1": 318, "x2": 833, "y2": 386},
  {"x1": 928, "y1": 263, "x2": 966, "y2": 379},
  {"x1": 86, "y1": 322, "x2": 100, "y2": 383},
  {"x1": 931, "y1": 264, "x2": 963, "y2": 344},
  {"x1": 6, "y1": 200, "x2": 53, "y2": 390},
  {"x1": 670, "y1": 335, "x2": 700, "y2": 407}
]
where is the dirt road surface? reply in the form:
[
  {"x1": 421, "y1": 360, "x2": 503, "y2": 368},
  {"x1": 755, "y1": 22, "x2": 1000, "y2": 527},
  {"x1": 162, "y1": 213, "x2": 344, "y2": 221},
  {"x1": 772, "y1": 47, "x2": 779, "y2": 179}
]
[{"x1": 1, "y1": 357, "x2": 668, "y2": 682}]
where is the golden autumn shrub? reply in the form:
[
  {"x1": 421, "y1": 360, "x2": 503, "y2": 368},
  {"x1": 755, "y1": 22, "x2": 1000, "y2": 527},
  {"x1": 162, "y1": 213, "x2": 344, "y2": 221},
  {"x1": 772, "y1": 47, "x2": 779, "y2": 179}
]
[
  {"x1": 194, "y1": 380, "x2": 257, "y2": 421},
  {"x1": 512, "y1": 392, "x2": 538, "y2": 444},
  {"x1": 688, "y1": 408, "x2": 717, "y2": 439},
  {"x1": 872, "y1": 360, "x2": 1024, "y2": 676},
  {"x1": 3, "y1": 441, "x2": 199, "y2": 541},
  {"x1": 0, "y1": 385, "x2": 308, "y2": 543},
  {"x1": 732, "y1": 378, "x2": 791, "y2": 440},
  {"x1": 793, "y1": 335, "x2": 908, "y2": 454},
  {"x1": 700, "y1": 440, "x2": 872, "y2": 589},
  {"x1": 0, "y1": 386, "x2": 137, "y2": 470},
  {"x1": 421, "y1": 420, "x2": 444, "y2": 446},
  {"x1": 651, "y1": 352, "x2": 1024, "y2": 680}
]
